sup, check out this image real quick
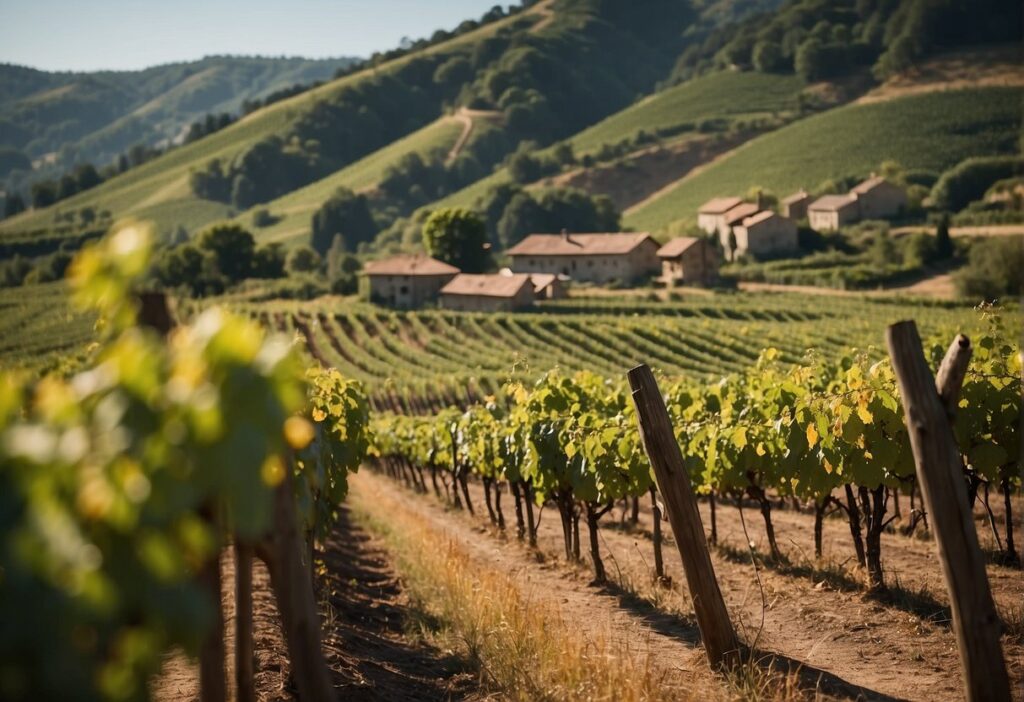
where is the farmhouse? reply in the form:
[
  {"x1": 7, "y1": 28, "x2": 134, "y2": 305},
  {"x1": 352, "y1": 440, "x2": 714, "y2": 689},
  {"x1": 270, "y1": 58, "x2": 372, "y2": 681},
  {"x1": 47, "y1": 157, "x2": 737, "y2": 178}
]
[
  {"x1": 440, "y1": 273, "x2": 535, "y2": 312},
  {"x1": 807, "y1": 194, "x2": 859, "y2": 231},
  {"x1": 363, "y1": 254, "x2": 458, "y2": 309},
  {"x1": 656, "y1": 237, "x2": 719, "y2": 286},
  {"x1": 732, "y1": 211, "x2": 799, "y2": 258},
  {"x1": 506, "y1": 231, "x2": 660, "y2": 284},
  {"x1": 850, "y1": 176, "x2": 908, "y2": 219},
  {"x1": 697, "y1": 196, "x2": 743, "y2": 235},
  {"x1": 782, "y1": 190, "x2": 813, "y2": 220}
]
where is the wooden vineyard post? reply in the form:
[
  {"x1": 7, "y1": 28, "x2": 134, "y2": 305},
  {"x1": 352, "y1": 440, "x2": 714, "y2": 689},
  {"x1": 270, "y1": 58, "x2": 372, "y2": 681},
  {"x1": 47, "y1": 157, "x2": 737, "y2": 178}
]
[
  {"x1": 235, "y1": 541, "x2": 255, "y2": 702},
  {"x1": 628, "y1": 364, "x2": 740, "y2": 668},
  {"x1": 886, "y1": 323, "x2": 1010, "y2": 702},
  {"x1": 256, "y1": 460, "x2": 335, "y2": 702}
]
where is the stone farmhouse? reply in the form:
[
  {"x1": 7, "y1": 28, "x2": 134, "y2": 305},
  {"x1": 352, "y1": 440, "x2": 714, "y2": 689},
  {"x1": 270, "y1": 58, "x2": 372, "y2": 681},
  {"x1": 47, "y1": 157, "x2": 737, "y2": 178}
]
[
  {"x1": 506, "y1": 231, "x2": 660, "y2": 284},
  {"x1": 527, "y1": 273, "x2": 567, "y2": 300},
  {"x1": 656, "y1": 237, "x2": 719, "y2": 286},
  {"x1": 781, "y1": 190, "x2": 812, "y2": 220},
  {"x1": 697, "y1": 197, "x2": 743, "y2": 235},
  {"x1": 808, "y1": 176, "x2": 908, "y2": 231},
  {"x1": 732, "y1": 211, "x2": 798, "y2": 258},
  {"x1": 440, "y1": 273, "x2": 535, "y2": 312},
  {"x1": 362, "y1": 254, "x2": 458, "y2": 309}
]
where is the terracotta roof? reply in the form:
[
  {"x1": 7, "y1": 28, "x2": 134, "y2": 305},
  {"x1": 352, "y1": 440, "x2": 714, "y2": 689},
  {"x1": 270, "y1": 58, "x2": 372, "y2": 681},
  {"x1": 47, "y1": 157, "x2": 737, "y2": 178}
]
[
  {"x1": 782, "y1": 190, "x2": 810, "y2": 204},
  {"x1": 657, "y1": 237, "x2": 702, "y2": 258},
  {"x1": 851, "y1": 176, "x2": 887, "y2": 194},
  {"x1": 741, "y1": 210, "x2": 780, "y2": 227},
  {"x1": 362, "y1": 254, "x2": 459, "y2": 276},
  {"x1": 698, "y1": 196, "x2": 743, "y2": 214},
  {"x1": 723, "y1": 202, "x2": 761, "y2": 225},
  {"x1": 808, "y1": 194, "x2": 857, "y2": 212},
  {"x1": 441, "y1": 273, "x2": 532, "y2": 298},
  {"x1": 505, "y1": 232, "x2": 655, "y2": 257}
]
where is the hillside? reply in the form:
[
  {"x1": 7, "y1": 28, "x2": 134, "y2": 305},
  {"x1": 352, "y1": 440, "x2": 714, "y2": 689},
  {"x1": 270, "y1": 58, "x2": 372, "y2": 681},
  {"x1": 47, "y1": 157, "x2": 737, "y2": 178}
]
[
  {"x1": 0, "y1": 56, "x2": 359, "y2": 169},
  {"x1": 624, "y1": 86, "x2": 1023, "y2": 234},
  {"x1": 0, "y1": 0, "x2": 699, "y2": 251}
]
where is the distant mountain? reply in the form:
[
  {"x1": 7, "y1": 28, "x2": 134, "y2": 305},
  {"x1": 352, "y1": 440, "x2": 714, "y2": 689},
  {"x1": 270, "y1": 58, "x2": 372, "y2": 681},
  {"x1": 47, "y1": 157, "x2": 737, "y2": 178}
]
[{"x1": 0, "y1": 55, "x2": 360, "y2": 167}]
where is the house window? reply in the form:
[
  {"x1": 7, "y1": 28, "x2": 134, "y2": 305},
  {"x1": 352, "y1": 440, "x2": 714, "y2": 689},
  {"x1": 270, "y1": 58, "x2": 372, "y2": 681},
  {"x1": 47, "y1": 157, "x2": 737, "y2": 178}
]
[{"x1": 400, "y1": 285, "x2": 409, "y2": 294}]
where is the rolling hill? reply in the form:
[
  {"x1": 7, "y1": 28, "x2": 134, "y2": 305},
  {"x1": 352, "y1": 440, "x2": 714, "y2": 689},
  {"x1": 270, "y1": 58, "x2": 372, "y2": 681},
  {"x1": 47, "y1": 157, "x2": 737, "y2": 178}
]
[
  {"x1": 0, "y1": 56, "x2": 359, "y2": 169},
  {"x1": 623, "y1": 86, "x2": 1023, "y2": 234}
]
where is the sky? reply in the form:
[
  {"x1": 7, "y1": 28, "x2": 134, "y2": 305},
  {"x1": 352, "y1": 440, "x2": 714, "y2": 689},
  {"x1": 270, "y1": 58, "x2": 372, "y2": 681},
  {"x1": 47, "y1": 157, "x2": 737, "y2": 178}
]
[{"x1": 0, "y1": 0, "x2": 506, "y2": 72}]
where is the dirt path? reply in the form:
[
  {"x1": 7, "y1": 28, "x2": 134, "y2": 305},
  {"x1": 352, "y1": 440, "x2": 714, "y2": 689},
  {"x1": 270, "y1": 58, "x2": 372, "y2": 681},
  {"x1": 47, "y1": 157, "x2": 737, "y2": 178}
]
[
  {"x1": 355, "y1": 470, "x2": 1024, "y2": 702},
  {"x1": 151, "y1": 505, "x2": 477, "y2": 700},
  {"x1": 445, "y1": 107, "x2": 502, "y2": 165}
]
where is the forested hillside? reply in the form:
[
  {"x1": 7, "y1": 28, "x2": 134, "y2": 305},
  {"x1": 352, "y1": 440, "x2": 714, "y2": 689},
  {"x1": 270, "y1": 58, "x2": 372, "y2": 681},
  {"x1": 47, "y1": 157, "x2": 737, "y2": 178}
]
[
  {"x1": 0, "y1": 56, "x2": 358, "y2": 178},
  {"x1": 0, "y1": 0, "x2": 1020, "y2": 268}
]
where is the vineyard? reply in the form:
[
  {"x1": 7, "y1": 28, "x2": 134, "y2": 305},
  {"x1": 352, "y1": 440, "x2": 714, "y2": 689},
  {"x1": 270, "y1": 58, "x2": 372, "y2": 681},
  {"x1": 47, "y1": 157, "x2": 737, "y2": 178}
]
[{"x1": 2, "y1": 234, "x2": 1022, "y2": 701}]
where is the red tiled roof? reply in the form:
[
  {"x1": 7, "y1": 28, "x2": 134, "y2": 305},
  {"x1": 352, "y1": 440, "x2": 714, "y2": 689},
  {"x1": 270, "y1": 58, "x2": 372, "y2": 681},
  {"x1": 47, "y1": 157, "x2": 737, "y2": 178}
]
[
  {"x1": 782, "y1": 190, "x2": 810, "y2": 204},
  {"x1": 656, "y1": 237, "x2": 702, "y2": 258},
  {"x1": 440, "y1": 273, "x2": 532, "y2": 298},
  {"x1": 741, "y1": 210, "x2": 779, "y2": 227},
  {"x1": 506, "y1": 232, "x2": 654, "y2": 257},
  {"x1": 527, "y1": 273, "x2": 559, "y2": 291},
  {"x1": 363, "y1": 254, "x2": 459, "y2": 276},
  {"x1": 851, "y1": 176, "x2": 887, "y2": 195},
  {"x1": 723, "y1": 202, "x2": 761, "y2": 225},
  {"x1": 808, "y1": 194, "x2": 857, "y2": 212},
  {"x1": 698, "y1": 196, "x2": 743, "y2": 214}
]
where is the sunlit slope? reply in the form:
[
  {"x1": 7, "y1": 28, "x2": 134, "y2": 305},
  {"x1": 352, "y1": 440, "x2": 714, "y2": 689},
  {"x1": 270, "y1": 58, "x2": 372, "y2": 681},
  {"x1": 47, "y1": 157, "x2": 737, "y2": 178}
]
[
  {"x1": 0, "y1": 8, "x2": 539, "y2": 239},
  {"x1": 569, "y1": 71, "x2": 802, "y2": 155},
  {"x1": 625, "y1": 87, "x2": 1023, "y2": 233},
  {"x1": 238, "y1": 117, "x2": 466, "y2": 245}
]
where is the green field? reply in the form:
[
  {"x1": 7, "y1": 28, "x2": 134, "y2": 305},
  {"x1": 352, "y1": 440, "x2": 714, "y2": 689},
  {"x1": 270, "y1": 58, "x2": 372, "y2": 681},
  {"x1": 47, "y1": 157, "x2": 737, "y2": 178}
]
[
  {"x1": 569, "y1": 71, "x2": 803, "y2": 155},
  {"x1": 624, "y1": 87, "x2": 1024, "y2": 233},
  {"x1": 234, "y1": 116, "x2": 466, "y2": 246}
]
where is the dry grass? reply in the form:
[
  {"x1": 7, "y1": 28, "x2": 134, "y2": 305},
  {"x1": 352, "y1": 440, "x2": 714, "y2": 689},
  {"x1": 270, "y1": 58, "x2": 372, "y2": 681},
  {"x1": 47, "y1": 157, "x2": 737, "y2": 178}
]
[{"x1": 348, "y1": 487, "x2": 684, "y2": 702}]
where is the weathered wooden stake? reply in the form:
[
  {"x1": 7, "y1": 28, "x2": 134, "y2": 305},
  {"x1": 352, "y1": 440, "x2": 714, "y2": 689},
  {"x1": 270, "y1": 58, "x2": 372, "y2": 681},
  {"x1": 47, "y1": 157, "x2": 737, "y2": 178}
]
[
  {"x1": 628, "y1": 364, "x2": 739, "y2": 668},
  {"x1": 256, "y1": 463, "x2": 335, "y2": 702},
  {"x1": 234, "y1": 541, "x2": 255, "y2": 702},
  {"x1": 886, "y1": 323, "x2": 1010, "y2": 702}
]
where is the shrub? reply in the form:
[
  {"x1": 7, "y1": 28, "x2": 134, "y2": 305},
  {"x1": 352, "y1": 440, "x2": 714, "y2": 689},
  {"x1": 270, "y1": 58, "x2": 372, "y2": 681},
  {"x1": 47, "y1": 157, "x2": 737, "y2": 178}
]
[
  {"x1": 954, "y1": 236, "x2": 1023, "y2": 301},
  {"x1": 930, "y1": 156, "x2": 1024, "y2": 212}
]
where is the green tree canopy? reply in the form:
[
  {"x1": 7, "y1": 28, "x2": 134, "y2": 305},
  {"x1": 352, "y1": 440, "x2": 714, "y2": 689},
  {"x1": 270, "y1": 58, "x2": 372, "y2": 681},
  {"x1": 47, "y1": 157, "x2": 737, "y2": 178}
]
[
  {"x1": 197, "y1": 222, "x2": 256, "y2": 282},
  {"x1": 422, "y1": 207, "x2": 489, "y2": 272},
  {"x1": 311, "y1": 187, "x2": 378, "y2": 255}
]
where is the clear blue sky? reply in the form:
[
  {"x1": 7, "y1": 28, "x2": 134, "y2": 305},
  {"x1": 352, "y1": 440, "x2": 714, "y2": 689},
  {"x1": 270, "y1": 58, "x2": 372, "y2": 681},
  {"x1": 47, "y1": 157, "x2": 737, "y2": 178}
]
[{"x1": 0, "y1": 0, "x2": 506, "y2": 72}]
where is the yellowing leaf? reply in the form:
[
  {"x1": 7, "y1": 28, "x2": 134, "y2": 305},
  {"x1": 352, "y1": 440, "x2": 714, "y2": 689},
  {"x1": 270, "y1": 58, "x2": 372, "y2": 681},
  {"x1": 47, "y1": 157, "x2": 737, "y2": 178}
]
[
  {"x1": 261, "y1": 455, "x2": 286, "y2": 487},
  {"x1": 806, "y1": 423, "x2": 818, "y2": 448},
  {"x1": 856, "y1": 404, "x2": 873, "y2": 424}
]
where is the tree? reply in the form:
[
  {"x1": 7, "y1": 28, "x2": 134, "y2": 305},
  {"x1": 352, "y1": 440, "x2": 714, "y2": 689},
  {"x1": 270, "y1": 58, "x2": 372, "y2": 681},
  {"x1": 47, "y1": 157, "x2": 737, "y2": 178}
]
[
  {"x1": 74, "y1": 164, "x2": 102, "y2": 191},
  {"x1": 422, "y1": 207, "x2": 489, "y2": 272},
  {"x1": 252, "y1": 243, "x2": 286, "y2": 279},
  {"x1": 310, "y1": 188, "x2": 378, "y2": 255},
  {"x1": 752, "y1": 41, "x2": 784, "y2": 72},
  {"x1": 935, "y1": 214, "x2": 954, "y2": 260},
  {"x1": 3, "y1": 193, "x2": 25, "y2": 219},
  {"x1": 497, "y1": 191, "x2": 545, "y2": 249},
  {"x1": 286, "y1": 245, "x2": 322, "y2": 274},
  {"x1": 31, "y1": 181, "x2": 57, "y2": 209},
  {"x1": 795, "y1": 38, "x2": 825, "y2": 82},
  {"x1": 197, "y1": 223, "x2": 256, "y2": 282},
  {"x1": 954, "y1": 236, "x2": 1024, "y2": 301},
  {"x1": 507, "y1": 151, "x2": 543, "y2": 183}
]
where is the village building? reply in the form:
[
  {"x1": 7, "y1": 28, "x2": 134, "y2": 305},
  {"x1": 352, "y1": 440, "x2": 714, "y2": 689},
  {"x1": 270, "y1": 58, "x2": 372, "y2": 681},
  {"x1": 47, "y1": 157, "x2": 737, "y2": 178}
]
[
  {"x1": 732, "y1": 210, "x2": 799, "y2": 258},
  {"x1": 781, "y1": 190, "x2": 813, "y2": 220},
  {"x1": 850, "y1": 176, "x2": 908, "y2": 219},
  {"x1": 362, "y1": 254, "x2": 458, "y2": 309},
  {"x1": 506, "y1": 231, "x2": 660, "y2": 284},
  {"x1": 656, "y1": 237, "x2": 719, "y2": 286},
  {"x1": 440, "y1": 273, "x2": 535, "y2": 312},
  {"x1": 807, "y1": 194, "x2": 859, "y2": 231},
  {"x1": 697, "y1": 197, "x2": 743, "y2": 235}
]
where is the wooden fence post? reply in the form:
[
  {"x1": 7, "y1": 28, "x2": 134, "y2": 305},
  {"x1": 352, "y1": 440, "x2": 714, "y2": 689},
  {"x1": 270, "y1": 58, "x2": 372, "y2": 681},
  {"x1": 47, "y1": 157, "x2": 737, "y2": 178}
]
[
  {"x1": 628, "y1": 364, "x2": 740, "y2": 668},
  {"x1": 886, "y1": 323, "x2": 1010, "y2": 702}
]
